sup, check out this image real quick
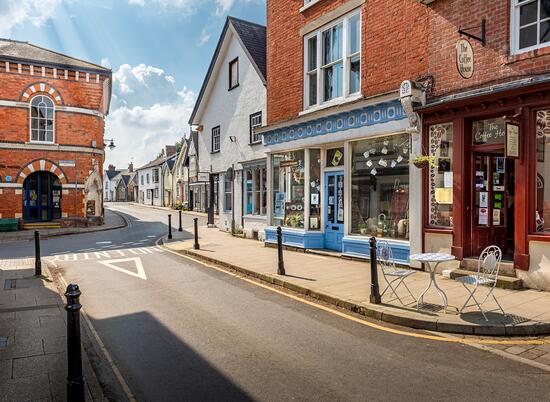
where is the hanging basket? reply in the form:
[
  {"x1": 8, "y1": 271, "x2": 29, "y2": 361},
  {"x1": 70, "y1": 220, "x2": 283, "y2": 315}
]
[
  {"x1": 413, "y1": 159, "x2": 430, "y2": 169},
  {"x1": 412, "y1": 156, "x2": 437, "y2": 169}
]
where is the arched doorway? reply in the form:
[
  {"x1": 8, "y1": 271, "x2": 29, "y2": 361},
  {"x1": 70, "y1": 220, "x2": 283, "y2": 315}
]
[{"x1": 23, "y1": 171, "x2": 62, "y2": 222}]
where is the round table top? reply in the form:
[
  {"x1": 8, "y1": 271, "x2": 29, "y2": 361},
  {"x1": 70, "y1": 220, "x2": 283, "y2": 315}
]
[{"x1": 409, "y1": 252, "x2": 456, "y2": 263}]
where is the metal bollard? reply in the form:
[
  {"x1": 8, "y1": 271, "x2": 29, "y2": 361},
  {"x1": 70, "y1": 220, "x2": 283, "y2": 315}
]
[
  {"x1": 277, "y1": 226, "x2": 285, "y2": 275},
  {"x1": 178, "y1": 210, "x2": 183, "y2": 232},
  {"x1": 34, "y1": 230, "x2": 42, "y2": 276},
  {"x1": 193, "y1": 218, "x2": 200, "y2": 250},
  {"x1": 168, "y1": 214, "x2": 173, "y2": 240},
  {"x1": 65, "y1": 284, "x2": 84, "y2": 402},
  {"x1": 369, "y1": 237, "x2": 381, "y2": 304}
]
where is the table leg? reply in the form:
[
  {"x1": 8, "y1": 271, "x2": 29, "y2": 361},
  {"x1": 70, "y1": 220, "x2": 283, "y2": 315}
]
[
  {"x1": 417, "y1": 262, "x2": 449, "y2": 312},
  {"x1": 417, "y1": 262, "x2": 434, "y2": 310},
  {"x1": 431, "y1": 262, "x2": 448, "y2": 312}
]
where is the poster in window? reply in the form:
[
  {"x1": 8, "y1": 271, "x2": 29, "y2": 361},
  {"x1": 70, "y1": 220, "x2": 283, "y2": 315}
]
[
  {"x1": 493, "y1": 209, "x2": 501, "y2": 226},
  {"x1": 440, "y1": 141, "x2": 449, "y2": 157},
  {"x1": 505, "y1": 122, "x2": 520, "y2": 159},
  {"x1": 478, "y1": 208, "x2": 488, "y2": 225},
  {"x1": 479, "y1": 192, "x2": 488, "y2": 208},
  {"x1": 274, "y1": 192, "x2": 285, "y2": 217},
  {"x1": 311, "y1": 193, "x2": 319, "y2": 205}
]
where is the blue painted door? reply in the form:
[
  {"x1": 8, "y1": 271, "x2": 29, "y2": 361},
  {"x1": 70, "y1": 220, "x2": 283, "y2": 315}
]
[{"x1": 325, "y1": 171, "x2": 345, "y2": 251}]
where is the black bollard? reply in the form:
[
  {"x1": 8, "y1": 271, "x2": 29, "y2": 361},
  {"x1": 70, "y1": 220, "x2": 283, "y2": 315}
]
[
  {"x1": 193, "y1": 218, "x2": 200, "y2": 250},
  {"x1": 34, "y1": 230, "x2": 42, "y2": 276},
  {"x1": 65, "y1": 284, "x2": 84, "y2": 402},
  {"x1": 168, "y1": 214, "x2": 173, "y2": 240},
  {"x1": 178, "y1": 210, "x2": 183, "y2": 232},
  {"x1": 369, "y1": 237, "x2": 381, "y2": 304},
  {"x1": 277, "y1": 226, "x2": 285, "y2": 275}
]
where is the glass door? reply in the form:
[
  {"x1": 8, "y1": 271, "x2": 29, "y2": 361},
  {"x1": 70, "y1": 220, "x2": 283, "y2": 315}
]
[{"x1": 325, "y1": 171, "x2": 345, "y2": 251}]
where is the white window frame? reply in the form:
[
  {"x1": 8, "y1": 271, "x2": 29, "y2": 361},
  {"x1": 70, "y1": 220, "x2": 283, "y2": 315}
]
[
  {"x1": 212, "y1": 126, "x2": 221, "y2": 153},
  {"x1": 224, "y1": 174, "x2": 232, "y2": 212},
  {"x1": 303, "y1": 10, "x2": 361, "y2": 111},
  {"x1": 250, "y1": 112, "x2": 263, "y2": 144},
  {"x1": 29, "y1": 95, "x2": 55, "y2": 144},
  {"x1": 243, "y1": 166, "x2": 266, "y2": 216},
  {"x1": 511, "y1": 0, "x2": 550, "y2": 54}
]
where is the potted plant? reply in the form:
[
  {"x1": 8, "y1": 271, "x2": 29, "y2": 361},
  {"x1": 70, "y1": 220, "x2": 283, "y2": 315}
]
[
  {"x1": 358, "y1": 222, "x2": 368, "y2": 235},
  {"x1": 411, "y1": 155, "x2": 438, "y2": 169},
  {"x1": 287, "y1": 213, "x2": 303, "y2": 228}
]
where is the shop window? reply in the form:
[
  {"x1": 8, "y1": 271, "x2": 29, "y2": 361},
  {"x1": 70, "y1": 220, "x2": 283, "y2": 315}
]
[
  {"x1": 30, "y1": 95, "x2": 55, "y2": 143},
  {"x1": 304, "y1": 10, "x2": 361, "y2": 109},
  {"x1": 244, "y1": 166, "x2": 267, "y2": 215},
  {"x1": 428, "y1": 124, "x2": 454, "y2": 227},
  {"x1": 224, "y1": 174, "x2": 232, "y2": 212},
  {"x1": 472, "y1": 118, "x2": 506, "y2": 145},
  {"x1": 536, "y1": 109, "x2": 550, "y2": 232},
  {"x1": 309, "y1": 149, "x2": 321, "y2": 230},
  {"x1": 350, "y1": 133, "x2": 410, "y2": 239},
  {"x1": 512, "y1": 0, "x2": 550, "y2": 53},
  {"x1": 272, "y1": 151, "x2": 305, "y2": 228},
  {"x1": 326, "y1": 147, "x2": 345, "y2": 167}
]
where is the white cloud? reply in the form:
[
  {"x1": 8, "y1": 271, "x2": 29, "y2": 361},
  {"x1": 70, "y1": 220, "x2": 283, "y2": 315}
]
[
  {"x1": 0, "y1": 0, "x2": 62, "y2": 36},
  {"x1": 198, "y1": 28, "x2": 211, "y2": 46},
  {"x1": 105, "y1": 64, "x2": 196, "y2": 169}
]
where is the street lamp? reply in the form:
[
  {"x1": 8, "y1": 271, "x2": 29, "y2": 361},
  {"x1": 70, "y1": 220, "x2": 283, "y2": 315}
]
[{"x1": 105, "y1": 138, "x2": 116, "y2": 150}]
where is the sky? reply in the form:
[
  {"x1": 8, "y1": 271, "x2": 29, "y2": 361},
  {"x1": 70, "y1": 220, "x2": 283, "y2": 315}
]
[{"x1": 0, "y1": 0, "x2": 266, "y2": 169}]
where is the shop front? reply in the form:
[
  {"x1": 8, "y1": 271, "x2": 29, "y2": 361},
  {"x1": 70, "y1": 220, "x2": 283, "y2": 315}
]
[
  {"x1": 419, "y1": 77, "x2": 550, "y2": 289},
  {"x1": 262, "y1": 98, "x2": 420, "y2": 264}
]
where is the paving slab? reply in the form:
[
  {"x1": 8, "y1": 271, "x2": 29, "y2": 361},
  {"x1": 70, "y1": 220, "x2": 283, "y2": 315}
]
[{"x1": 163, "y1": 226, "x2": 550, "y2": 336}]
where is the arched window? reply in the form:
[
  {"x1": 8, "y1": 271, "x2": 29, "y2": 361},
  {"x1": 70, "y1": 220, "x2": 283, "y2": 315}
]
[{"x1": 30, "y1": 95, "x2": 55, "y2": 143}]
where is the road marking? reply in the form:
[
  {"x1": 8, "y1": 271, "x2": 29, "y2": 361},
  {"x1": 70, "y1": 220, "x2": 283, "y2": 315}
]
[
  {"x1": 98, "y1": 257, "x2": 147, "y2": 280},
  {"x1": 159, "y1": 244, "x2": 550, "y2": 347},
  {"x1": 55, "y1": 273, "x2": 137, "y2": 402},
  {"x1": 46, "y1": 246, "x2": 164, "y2": 263},
  {"x1": 96, "y1": 241, "x2": 112, "y2": 245}
]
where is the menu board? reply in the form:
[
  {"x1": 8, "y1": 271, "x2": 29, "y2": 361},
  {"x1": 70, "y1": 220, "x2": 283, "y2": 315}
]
[{"x1": 506, "y1": 122, "x2": 520, "y2": 159}]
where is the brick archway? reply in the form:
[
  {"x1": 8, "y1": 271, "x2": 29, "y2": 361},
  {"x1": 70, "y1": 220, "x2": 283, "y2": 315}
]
[
  {"x1": 16, "y1": 159, "x2": 68, "y2": 185},
  {"x1": 19, "y1": 82, "x2": 64, "y2": 105}
]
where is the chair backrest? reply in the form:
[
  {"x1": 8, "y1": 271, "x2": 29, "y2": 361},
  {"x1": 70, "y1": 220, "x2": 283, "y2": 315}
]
[
  {"x1": 377, "y1": 240, "x2": 395, "y2": 273},
  {"x1": 477, "y1": 245, "x2": 502, "y2": 279}
]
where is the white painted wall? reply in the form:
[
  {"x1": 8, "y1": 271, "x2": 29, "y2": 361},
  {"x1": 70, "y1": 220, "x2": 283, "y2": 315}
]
[
  {"x1": 194, "y1": 29, "x2": 268, "y2": 233},
  {"x1": 137, "y1": 166, "x2": 162, "y2": 206}
]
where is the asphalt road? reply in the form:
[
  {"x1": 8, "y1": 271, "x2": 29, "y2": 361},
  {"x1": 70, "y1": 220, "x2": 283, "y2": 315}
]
[{"x1": 2, "y1": 203, "x2": 550, "y2": 401}]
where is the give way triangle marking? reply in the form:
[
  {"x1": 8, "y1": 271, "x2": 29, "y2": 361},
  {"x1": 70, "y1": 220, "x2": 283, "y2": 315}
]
[{"x1": 98, "y1": 257, "x2": 147, "y2": 280}]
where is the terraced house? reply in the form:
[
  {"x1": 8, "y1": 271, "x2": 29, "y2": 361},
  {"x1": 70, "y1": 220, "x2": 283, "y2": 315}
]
[{"x1": 0, "y1": 39, "x2": 112, "y2": 227}]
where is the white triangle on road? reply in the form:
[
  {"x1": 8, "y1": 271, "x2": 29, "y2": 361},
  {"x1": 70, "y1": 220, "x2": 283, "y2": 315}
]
[{"x1": 98, "y1": 257, "x2": 147, "y2": 280}]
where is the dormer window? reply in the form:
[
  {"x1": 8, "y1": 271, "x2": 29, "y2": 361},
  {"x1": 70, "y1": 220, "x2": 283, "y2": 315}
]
[
  {"x1": 30, "y1": 95, "x2": 55, "y2": 143},
  {"x1": 304, "y1": 11, "x2": 361, "y2": 110},
  {"x1": 512, "y1": 0, "x2": 550, "y2": 53}
]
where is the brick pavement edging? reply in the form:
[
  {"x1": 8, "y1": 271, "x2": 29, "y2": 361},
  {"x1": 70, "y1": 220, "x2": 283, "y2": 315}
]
[{"x1": 162, "y1": 242, "x2": 550, "y2": 337}]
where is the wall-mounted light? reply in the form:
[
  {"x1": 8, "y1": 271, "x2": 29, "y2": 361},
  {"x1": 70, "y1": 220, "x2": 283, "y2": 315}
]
[
  {"x1": 104, "y1": 138, "x2": 116, "y2": 150},
  {"x1": 229, "y1": 136, "x2": 237, "y2": 143}
]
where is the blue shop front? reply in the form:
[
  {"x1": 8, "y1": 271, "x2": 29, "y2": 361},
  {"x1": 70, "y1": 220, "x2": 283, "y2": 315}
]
[{"x1": 261, "y1": 98, "x2": 420, "y2": 265}]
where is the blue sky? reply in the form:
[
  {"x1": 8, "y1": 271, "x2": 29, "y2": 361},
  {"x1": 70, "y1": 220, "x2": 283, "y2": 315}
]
[{"x1": 0, "y1": 0, "x2": 266, "y2": 168}]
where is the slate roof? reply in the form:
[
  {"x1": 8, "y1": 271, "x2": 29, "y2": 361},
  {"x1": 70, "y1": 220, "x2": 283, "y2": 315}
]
[
  {"x1": 136, "y1": 155, "x2": 166, "y2": 171},
  {"x1": 166, "y1": 157, "x2": 176, "y2": 171},
  {"x1": 0, "y1": 38, "x2": 111, "y2": 74},
  {"x1": 188, "y1": 17, "x2": 266, "y2": 124},
  {"x1": 105, "y1": 170, "x2": 121, "y2": 180}
]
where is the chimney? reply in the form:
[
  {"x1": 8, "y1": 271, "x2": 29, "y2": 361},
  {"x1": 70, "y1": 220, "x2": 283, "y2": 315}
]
[
  {"x1": 165, "y1": 145, "x2": 177, "y2": 158},
  {"x1": 128, "y1": 162, "x2": 134, "y2": 172},
  {"x1": 108, "y1": 164, "x2": 116, "y2": 171}
]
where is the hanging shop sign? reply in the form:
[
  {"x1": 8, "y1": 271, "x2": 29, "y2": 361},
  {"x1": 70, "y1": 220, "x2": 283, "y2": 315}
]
[
  {"x1": 456, "y1": 39, "x2": 474, "y2": 79},
  {"x1": 505, "y1": 122, "x2": 520, "y2": 159},
  {"x1": 197, "y1": 172, "x2": 210, "y2": 182}
]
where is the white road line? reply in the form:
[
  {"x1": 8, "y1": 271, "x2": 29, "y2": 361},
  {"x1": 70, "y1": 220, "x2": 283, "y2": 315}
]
[
  {"x1": 98, "y1": 257, "x2": 147, "y2": 280},
  {"x1": 96, "y1": 241, "x2": 112, "y2": 245}
]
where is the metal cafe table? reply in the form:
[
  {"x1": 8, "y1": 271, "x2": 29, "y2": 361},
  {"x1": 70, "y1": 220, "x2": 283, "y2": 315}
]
[{"x1": 409, "y1": 253, "x2": 456, "y2": 313}]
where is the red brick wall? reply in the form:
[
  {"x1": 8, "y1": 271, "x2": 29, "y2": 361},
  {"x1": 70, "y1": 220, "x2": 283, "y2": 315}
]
[
  {"x1": 0, "y1": 62, "x2": 108, "y2": 219},
  {"x1": 426, "y1": 0, "x2": 550, "y2": 98},
  {"x1": 266, "y1": 0, "x2": 428, "y2": 125}
]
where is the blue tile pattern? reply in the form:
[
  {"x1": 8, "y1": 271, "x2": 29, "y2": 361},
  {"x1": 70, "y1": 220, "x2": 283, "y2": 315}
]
[{"x1": 263, "y1": 99, "x2": 406, "y2": 146}]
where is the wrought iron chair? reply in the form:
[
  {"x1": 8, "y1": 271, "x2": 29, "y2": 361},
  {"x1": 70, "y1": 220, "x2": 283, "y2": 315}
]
[
  {"x1": 378, "y1": 240, "x2": 416, "y2": 305},
  {"x1": 457, "y1": 245, "x2": 505, "y2": 321}
]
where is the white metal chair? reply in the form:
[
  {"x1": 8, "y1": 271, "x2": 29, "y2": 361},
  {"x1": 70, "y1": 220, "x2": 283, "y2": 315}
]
[
  {"x1": 457, "y1": 245, "x2": 505, "y2": 321},
  {"x1": 378, "y1": 240, "x2": 416, "y2": 305}
]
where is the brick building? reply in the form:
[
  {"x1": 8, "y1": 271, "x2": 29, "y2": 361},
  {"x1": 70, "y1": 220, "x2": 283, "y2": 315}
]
[
  {"x1": 259, "y1": 0, "x2": 428, "y2": 261},
  {"x1": 406, "y1": 0, "x2": 550, "y2": 290},
  {"x1": 0, "y1": 39, "x2": 112, "y2": 226}
]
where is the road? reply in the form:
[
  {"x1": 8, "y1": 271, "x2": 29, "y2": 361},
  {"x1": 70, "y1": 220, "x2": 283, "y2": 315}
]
[{"x1": 2, "y1": 203, "x2": 550, "y2": 401}]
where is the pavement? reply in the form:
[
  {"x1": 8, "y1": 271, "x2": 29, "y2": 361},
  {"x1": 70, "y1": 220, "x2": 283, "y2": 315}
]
[
  {"x1": 0, "y1": 207, "x2": 127, "y2": 243},
  {"x1": 4, "y1": 203, "x2": 550, "y2": 400},
  {"x1": 0, "y1": 258, "x2": 104, "y2": 401},
  {"x1": 162, "y1": 223, "x2": 550, "y2": 337}
]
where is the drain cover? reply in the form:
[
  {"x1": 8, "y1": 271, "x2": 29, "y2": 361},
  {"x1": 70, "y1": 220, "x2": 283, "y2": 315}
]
[
  {"x1": 0, "y1": 337, "x2": 7, "y2": 349},
  {"x1": 3, "y1": 279, "x2": 16, "y2": 290}
]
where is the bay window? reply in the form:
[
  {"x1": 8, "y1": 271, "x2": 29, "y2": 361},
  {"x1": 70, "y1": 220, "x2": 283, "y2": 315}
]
[{"x1": 304, "y1": 10, "x2": 361, "y2": 109}]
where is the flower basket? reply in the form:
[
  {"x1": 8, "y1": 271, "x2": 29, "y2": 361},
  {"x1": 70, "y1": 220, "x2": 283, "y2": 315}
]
[{"x1": 411, "y1": 155, "x2": 437, "y2": 169}]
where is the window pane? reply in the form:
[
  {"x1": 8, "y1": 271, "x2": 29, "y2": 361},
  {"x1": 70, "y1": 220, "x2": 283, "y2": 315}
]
[
  {"x1": 254, "y1": 169, "x2": 261, "y2": 215},
  {"x1": 308, "y1": 36, "x2": 317, "y2": 71},
  {"x1": 520, "y1": 2, "x2": 538, "y2": 26},
  {"x1": 323, "y1": 62, "x2": 343, "y2": 101},
  {"x1": 428, "y1": 124, "x2": 454, "y2": 227},
  {"x1": 323, "y1": 23, "x2": 342, "y2": 65},
  {"x1": 308, "y1": 72, "x2": 317, "y2": 106},
  {"x1": 349, "y1": 55, "x2": 360, "y2": 94},
  {"x1": 536, "y1": 110, "x2": 550, "y2": 232},
  {"x1": 542, "y1": 0, "x2": 550, "y2": 19},
  {"x1": 271, "y1": 151, "x2": 305, "y2": 228},
  {"x1": 245, "y1": 170, "x2": 253, "y2": 214},
  {"x1": 520, "y1": 24, "x2": 538, "y2": 48},
  {"x1": 309, "y1": 149, "x2": 321, "y2": 230},
  {"x1": 472, "y1": 118, "x2": 506, "y2": 145},
  {"x1": 349, "y1": 14, "x2": 360, "y2": 54},
  {"x1": 351, "y1": 133, "x2": 410, "y2": 239},
  {"x1": 541, "y1": 20, "x2": 550, "y2": 43}
]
